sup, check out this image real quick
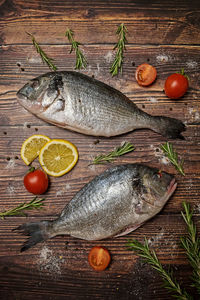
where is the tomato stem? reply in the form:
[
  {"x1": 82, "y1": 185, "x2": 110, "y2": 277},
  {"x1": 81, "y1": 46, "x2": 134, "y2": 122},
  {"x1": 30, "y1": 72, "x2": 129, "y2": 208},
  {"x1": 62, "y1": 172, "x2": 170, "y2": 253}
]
[
  {"x1": 177, "y1": 68, "x2": 189, "y2": 81},
  {"x1": 28, "y1": 166, "x2": 35, "y2": 173}
]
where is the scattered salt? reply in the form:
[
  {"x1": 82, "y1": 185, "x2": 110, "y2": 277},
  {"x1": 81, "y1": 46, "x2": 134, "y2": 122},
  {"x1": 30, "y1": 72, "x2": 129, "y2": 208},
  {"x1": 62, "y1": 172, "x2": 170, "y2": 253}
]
[
  {"x1": 38, "y1": 246, "x2": 64, "y2": 276},
  {"x1": 147, "y1": 97, "x2": 157, "y2": 103},
  {"x1": 65, "y1": 183, "x2": 71, "y2": 190},
  {"x1": 194, "y1": 111, "x2": 200, "y2": 121},
  {"x1": 89, "y1": 143, "x2": 95, "y2": 149},
  {"x1": 88, "y1": 164, "x2": 97, "y2": 172},
  {"x1": 186, "y1": 60, "x2": 198, "y2": 69},
  {"x1": 148, "y1": 231, "x2": 178, "y2": 258},
  {"x1": 188, "y1": 107, "x2": 194, "y2": 115},
  {"x1": 56, "y1": 190, "x2": 63, "y2": 196},
  {"x1": 104, "y1": 51, "x2": 114, "y2": 63},
  {"x1": 196, "y1": 204, "x2": 200, "y2": 213},
  {"x1": 23, "y1": 122, "x2": 29, "y2": 129},
  {"x1": 6, "y1": 185, "x2": 15, "y2": 195},
  {"x1": 156, "y1": 54, "x2": 170, "y2": 63},
  {"x1": 86, "y1": 65, "x2": 92, "y2": 75},
  {"x1": 56, "y1": 183, "x2": 71, "y2": 196},
  {"x1": 150, "y1": 145, "x2": 170, "y2": 165},
  {"x1": 5, "y1": 159, "x2": 16, "y2": 169},
  {"x1": 121, "y1": 140, "x2": 128, "y2": 146},
  {"x1": 148, "y1": 231, "x2": 165, "y2": 246},
  {"x1": 94, "y1": 63, "x2": 100, "y2": 76},
  {"x1": 27, "y1": 56, "x2": 43, "y2": 64},
  {"x1": 160, "y1": 156, "x2": 170, "y2": 165},
  {"x1": 188, "y1": 107, "x2": 200, "y2": 121}
]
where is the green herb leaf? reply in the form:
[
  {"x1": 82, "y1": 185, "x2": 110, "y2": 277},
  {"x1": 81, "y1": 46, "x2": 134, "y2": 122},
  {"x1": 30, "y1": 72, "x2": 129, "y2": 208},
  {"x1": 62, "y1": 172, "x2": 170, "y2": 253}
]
[
  {"x1": 27, "y1": 32, "x2": 57, "y2": 71},
  {"x1": 127, "y1": 238, "x2": 193, "y2": 300},
  {"x1": 91, "y1": 141, "x2": 135, "y2": 165},
  {"x1": 0, "y1": 197, "x2": 45, "y2": 219},
  {"x1": 160, "y1": 142, "x2": 185, "y2": 176},
  {"x1": 65, "y1": 28, "x2": 87, "y2": 70},
  {"x1": 181, "y1": 202, "x2": 200, "y2": 294},
  {"x1": 110, "y1": 23, "x2": 128, "y2": 76}
]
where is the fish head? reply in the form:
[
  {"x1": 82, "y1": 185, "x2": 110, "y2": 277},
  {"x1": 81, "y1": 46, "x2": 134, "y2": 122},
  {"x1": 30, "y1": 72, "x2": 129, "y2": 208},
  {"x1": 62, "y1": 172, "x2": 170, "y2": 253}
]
[
  {"x1": 137, "y1": 166, "x2": 177, "y2": 210},
  {"x1": 16, "y1": 73, "x2": 62, "y2": 114}
]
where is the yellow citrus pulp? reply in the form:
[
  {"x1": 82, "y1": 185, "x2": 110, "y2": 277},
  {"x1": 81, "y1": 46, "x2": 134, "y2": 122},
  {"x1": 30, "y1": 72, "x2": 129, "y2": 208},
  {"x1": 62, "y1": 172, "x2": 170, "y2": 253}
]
[
  {"x1": 39, "y1": 139, "x2": 79, "y2": 177},
  {"x1": 21, "y1": 134, "x2": 51, "y2": 165}
]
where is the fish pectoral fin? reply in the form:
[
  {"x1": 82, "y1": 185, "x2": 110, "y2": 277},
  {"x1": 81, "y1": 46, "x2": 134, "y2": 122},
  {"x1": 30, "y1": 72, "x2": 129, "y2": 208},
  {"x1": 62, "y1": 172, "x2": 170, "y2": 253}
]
[{"x1": 114, "y1": 224, "x2": 142, "y2": 238}]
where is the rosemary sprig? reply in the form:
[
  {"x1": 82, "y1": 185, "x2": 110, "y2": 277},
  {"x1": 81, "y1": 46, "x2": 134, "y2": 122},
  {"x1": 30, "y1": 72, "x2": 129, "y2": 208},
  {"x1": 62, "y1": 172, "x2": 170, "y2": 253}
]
[
  {"x1": 0, "y1": 197, "x2": 45, "y2": 219},
  {"x1": 26, "y1": 32, "x2": 57, "y2": 71},
  {"x1": 65, "y1": 28, "x2": 87, "y2": 70},
  {"x1": 127, "y1": 238, "x2": 193, "y2": 300},
  {"x1": 160, "y1": 142, "x2": 185, "y2": 176},
  {"x1": 110, "y1": 23, "x2": 128, "y2": 76},
  {"x1": 91, "y1": 142, "x2": 135, "y2": 165},
  {"x1": 181, "y1": 202, "x2": 200, "y2": 294}
]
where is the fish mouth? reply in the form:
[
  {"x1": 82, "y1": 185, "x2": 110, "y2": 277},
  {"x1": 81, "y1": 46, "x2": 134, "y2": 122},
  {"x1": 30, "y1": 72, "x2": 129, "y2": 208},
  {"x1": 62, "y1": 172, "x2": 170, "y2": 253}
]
[
  {"x1": 17, "y1": 91, "x2": 28, "y2": 101},
  {"x1": 155, "y1": 177, "x2": 177, "y2": 208},
  {"x1": 167, "y1": 178, "x2": 177, "y2": 197}
]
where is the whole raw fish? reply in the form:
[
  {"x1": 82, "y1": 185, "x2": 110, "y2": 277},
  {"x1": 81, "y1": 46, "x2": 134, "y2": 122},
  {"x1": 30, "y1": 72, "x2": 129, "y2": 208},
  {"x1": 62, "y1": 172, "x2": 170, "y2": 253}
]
[
  {"x1": 15, "y1": 164, "x2": 177, "y2": 252},
  {"x1": 17, "y1": 71, "x2": 185, "y2": 139}
]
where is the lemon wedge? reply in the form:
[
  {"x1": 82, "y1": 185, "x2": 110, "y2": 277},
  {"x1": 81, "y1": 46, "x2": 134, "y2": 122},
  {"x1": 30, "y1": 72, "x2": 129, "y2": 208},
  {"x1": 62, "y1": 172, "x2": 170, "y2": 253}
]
[
  {"x1": 39, "y1": 139, "x2": 79, "y2": 177},
  {"x1": 21, "y1": 134, "x2": 51, "y2": 165}
]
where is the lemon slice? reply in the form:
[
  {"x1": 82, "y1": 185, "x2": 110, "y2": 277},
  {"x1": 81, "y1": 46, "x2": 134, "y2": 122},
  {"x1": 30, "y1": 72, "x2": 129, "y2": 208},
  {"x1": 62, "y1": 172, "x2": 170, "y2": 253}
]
[
  {"x1": 39, "y1": 139, "x2": 79, "y2": 177},
  {"x1": 21, "y1": 134, "x2": 51, "y2": 165}
]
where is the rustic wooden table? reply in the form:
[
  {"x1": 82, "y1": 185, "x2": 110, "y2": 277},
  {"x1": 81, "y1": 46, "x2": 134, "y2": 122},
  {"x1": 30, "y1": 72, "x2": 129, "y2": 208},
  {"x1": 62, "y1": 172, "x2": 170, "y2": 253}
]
[{"x1": 0, "y1": 1, "x2": 200, "y2": 299}]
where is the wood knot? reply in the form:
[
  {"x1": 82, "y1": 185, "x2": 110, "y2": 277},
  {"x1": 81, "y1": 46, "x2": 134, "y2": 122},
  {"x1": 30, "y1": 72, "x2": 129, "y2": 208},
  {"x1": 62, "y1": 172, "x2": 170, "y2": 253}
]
[
  {"x1": 85, "y1": 8, "x2": 96, "y2": 18},
  {"x1": 186, "y1": 12, "x2": 200, "y2": 28}
]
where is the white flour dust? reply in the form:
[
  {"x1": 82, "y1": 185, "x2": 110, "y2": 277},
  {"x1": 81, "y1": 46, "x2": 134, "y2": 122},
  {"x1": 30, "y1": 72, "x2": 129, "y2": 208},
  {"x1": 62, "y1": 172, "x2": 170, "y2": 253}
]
[{"x1": 38, "y1": 246, "x2": 65, "y2": 276}]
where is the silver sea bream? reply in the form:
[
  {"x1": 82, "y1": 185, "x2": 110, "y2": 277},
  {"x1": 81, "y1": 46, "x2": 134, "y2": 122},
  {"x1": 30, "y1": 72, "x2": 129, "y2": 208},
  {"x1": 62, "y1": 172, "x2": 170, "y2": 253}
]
[
  {"x1": 17, "y1": 71, "x2": 185, "y2": 139},
  {"x1": 15, "y1": 164, "x2": 177, "y2": 252}
]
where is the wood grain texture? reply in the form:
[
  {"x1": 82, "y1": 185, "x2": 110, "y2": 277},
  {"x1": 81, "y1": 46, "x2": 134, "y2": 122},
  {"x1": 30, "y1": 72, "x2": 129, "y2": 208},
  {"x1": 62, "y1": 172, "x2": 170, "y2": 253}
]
[
  {"x1": 1, "y1": 0, "x2": 200, "y2": 45},
  {"x1": 0, "y1": 0, "x2": 200, "y2": 299}
]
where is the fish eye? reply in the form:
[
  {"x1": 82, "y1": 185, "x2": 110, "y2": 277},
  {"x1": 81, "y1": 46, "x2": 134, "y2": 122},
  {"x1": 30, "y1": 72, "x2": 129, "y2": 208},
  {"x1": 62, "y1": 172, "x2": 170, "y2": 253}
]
[
  {"x1": 31, "y1": 80, "x2": 40, "y2": 89},
  {"x1": 153, "y1": 171, "x2": 162, "y2": 179},
  {"x1": 24, "y1": 85, "x2": 34, "y2": 97}
]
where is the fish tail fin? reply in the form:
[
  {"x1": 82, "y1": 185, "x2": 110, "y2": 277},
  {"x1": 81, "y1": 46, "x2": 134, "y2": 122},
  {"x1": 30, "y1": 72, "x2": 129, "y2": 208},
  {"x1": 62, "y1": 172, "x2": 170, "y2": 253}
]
[
  {"x1": 152, "y1": 116, "x2": 186, "y2": 139},
  {"x1": 13, "y1": 220, "x2": 54, "y2": 252}
]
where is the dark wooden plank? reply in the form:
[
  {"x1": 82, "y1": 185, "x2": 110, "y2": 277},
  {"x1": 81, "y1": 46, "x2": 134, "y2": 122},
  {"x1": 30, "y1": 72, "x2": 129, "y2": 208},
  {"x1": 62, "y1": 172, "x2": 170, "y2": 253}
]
[
  {"x1": 0, "y1": 216, "x2": 199, "y2": 299},
  {"x1": 0, "y1": 0, "x2": 200, "y2": 45},
  {"x1": 0, "y1": 124, "x2": 200, "y2": 208},
  {"x1": 0, "y1": 45, "x2": 199, "y2": 115},
  {"x1": 0, "y1": 1, "x2": 200, "y2": 299}
]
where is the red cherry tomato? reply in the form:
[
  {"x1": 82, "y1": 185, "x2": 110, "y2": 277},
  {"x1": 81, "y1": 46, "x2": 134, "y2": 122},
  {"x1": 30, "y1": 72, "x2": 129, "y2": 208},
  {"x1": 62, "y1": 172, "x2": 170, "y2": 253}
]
[
  {"x1": 88, "y1": 246, "x2": 111, "y2": 271},
  {"x1": 165, "y1": 73, "x2": 189, "y2": 99},
  {"x1": 24, "y1": 168, "x2": 49, "y2": 195},
  {"x1": 135, "y1": 63, "x2": 157, "y2": 86}
]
